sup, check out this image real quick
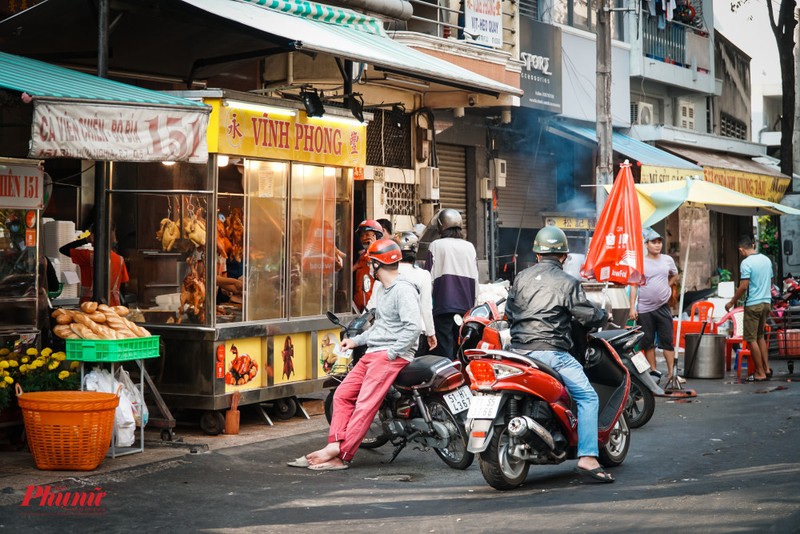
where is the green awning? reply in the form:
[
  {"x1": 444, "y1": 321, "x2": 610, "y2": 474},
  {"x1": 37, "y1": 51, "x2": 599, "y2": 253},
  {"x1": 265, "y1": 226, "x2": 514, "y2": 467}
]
[
  {"x1": 0, "y1": 52, "x2": 210, "y2": 162},
  {"x1": 183, "y1": 0, "x2": 521, "y2": 98},
  {"x1": 0, "y1": 51, "x2": 207, "y2": 108}
]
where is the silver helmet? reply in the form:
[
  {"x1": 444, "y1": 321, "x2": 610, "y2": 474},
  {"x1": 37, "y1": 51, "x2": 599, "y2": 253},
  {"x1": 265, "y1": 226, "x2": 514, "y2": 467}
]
[
  {"x1": 434, "y1": 208, "x2": 463, "y2": 233},
  {"x1": 397, "y1": 231, "x2": 420, "y2": 254}
]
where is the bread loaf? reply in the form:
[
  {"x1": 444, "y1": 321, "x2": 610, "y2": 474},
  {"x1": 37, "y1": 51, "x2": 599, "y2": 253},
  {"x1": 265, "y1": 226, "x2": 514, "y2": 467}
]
[
  {"x1": 112, "y1": 305, "x2": 130, "y2": 317},
  {"x1": 80, "y1": 301, "x2": 98, "y2": 314},
  {"x1": 94, "y1": 323, "x2": 118, "y2": 340},
  {"x1": 97, "y1": 304, "x2": 112, "y2": 312},
  {"x1": 53, "y1": 324, "x2": 74, "y2": 339},
  {"x1": 115, "y1": 328, "x2": 138, "y2": 339},
  {"x1": 89, "y1": 311, "x2": 107, "y2": 323},
  {"x1": 51, "y1": 308, "x2": 67, "y2": 319},
  {"x1": 70, "y1": 323, "x2": 100, "y2": 340},
  {"x1": 55, "y1": 313, "x2": 73, "y2": 325}
]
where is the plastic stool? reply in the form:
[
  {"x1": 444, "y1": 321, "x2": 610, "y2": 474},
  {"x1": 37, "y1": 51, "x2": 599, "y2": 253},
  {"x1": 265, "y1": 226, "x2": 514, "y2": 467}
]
[{"x1": 735, "y1": 346, "x2": 750, "y2": 379}]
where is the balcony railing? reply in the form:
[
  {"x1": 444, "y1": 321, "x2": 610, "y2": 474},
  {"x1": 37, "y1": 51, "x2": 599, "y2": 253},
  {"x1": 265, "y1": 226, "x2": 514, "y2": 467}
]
[
  {"x1": 404, "y1": 0, "x2": 517, "y2": 49},
  {"x1": 642, "y1": 15, "x2": 686, "y2": 66}
]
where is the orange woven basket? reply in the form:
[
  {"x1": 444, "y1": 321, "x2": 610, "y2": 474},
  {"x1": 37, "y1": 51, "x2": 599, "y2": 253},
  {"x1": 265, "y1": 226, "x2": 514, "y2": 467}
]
[{"x1": 16, "y1": 385, "x2": 120, "y2": 471}]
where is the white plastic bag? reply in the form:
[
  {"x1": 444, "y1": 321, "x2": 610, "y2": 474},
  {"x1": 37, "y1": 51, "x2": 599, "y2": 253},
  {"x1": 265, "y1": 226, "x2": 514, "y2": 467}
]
[
  {"x1": 83, "y1": 367, "x2": 135, "y2": 447},
  {"x1": 115, "y1": 367, "x2": 149, "y2": 427}
]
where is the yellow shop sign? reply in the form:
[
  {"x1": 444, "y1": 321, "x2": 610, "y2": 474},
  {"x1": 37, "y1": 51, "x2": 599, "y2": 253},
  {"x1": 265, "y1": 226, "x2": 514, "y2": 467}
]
[
  {"x1": 703, "y1": 167, "x2": 790, "y2": 203},
  {"x1": 206, "y1": 99, "x2": 366, "y2": 167}
]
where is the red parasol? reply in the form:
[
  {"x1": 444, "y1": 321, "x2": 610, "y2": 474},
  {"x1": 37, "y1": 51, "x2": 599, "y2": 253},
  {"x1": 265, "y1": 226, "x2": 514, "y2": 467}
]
[{"x1": 581, "y1": 162, "x2": 645, "y2": 285}]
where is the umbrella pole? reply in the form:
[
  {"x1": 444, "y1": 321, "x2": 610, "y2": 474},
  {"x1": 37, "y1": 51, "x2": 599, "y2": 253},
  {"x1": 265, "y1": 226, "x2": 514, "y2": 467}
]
[{"x1": 664, "y1": 214, "x2": 697, "y2": 398}]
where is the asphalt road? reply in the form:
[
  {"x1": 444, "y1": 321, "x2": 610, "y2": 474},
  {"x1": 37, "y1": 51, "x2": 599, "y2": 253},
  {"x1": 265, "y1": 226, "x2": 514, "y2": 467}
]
[{"x1": 4, "y1": 367, "x2": 800, "y2": 533}]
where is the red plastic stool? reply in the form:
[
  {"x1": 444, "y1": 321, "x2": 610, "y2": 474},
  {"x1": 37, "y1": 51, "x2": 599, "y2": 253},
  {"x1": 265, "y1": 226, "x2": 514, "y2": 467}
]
[{"x1": 735, "y1": 345, "x2": 750, "y2": 379}]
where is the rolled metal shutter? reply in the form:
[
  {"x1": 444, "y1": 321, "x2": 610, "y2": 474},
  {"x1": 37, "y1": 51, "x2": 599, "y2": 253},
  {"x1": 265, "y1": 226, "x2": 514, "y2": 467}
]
[
  {"x1": 496, "y1": 151, "x2": 556, "y2": 228},
  {"x1": 436, "y1": 144, "x2": 468, "y2": 231}
]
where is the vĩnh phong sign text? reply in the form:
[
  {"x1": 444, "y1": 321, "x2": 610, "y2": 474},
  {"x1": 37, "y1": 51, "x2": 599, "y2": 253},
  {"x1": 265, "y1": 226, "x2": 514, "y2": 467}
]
[{"x1": 207, "y1": 99, "x2": 367, "y2": 168}]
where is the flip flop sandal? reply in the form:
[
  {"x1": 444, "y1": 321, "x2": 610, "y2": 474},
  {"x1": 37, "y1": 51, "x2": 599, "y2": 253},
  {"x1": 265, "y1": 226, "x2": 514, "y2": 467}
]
[
  {"x1": 287, "y1": 456, "x2": 310, "y2": 468},
  {"x1": 575, "y1": 466, "x2": 615, "y2": 483},
  {"x1": 308, "y1": 462, "x2": 350, "y2": 471}
]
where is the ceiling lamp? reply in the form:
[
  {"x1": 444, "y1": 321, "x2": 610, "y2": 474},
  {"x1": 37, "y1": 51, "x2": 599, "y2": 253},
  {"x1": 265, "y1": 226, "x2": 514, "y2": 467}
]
[
  {"x1": 347, "y1": 93, "x2": 365, "y2": 123},
  {"x1": 301, "y1": 88, "x2": 325, "y2": 118}
]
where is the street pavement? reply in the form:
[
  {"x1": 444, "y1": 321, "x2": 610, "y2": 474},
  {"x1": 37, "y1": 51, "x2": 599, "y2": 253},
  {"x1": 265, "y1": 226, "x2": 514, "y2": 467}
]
[{"x1": 2, "y1": 363, "x2": 800, "y2": 533}]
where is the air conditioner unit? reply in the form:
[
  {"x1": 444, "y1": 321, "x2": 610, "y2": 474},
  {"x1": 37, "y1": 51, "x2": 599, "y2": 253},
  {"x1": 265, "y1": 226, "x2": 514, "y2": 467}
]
[
  {"x1": 633, "y1": 102, "x2": 655, "y2": 125},
  {"x1": 489, "y1": 158, "x2": 507, "y2": 187},
  {"x1": 419, "y1": 167, "x2": 440, "y2": 200}
]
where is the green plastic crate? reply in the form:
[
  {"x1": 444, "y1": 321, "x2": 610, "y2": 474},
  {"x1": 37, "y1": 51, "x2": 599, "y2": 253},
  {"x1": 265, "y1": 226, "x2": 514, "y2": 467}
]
[{"x1": 66, "y1": 336, "x2": 160, "y2": 362}]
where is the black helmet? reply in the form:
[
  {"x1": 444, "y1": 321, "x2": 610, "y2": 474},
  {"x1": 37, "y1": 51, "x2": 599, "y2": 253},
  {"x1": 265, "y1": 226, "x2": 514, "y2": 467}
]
[{"x1": 533, "y1": 226, "x2": 569, "y2": 254}]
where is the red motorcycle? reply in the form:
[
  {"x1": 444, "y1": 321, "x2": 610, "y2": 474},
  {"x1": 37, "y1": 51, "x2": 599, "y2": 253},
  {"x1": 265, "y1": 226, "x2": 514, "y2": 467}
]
[{"x1": 460, "y1": 310, "x2": 631, "y2": 490}]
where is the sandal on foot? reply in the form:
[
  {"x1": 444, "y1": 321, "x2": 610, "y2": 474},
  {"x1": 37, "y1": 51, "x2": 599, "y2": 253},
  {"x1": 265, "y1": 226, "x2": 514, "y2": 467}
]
[
  {"x1": 767, "y1": 368, "x2": 773, "y2": 378},
  {"x1": 287, "y1": 456, "x2": 310, "y2": 468},
  {"x1": 575, "y1": 466, "x2": 615, "y2": 483}
]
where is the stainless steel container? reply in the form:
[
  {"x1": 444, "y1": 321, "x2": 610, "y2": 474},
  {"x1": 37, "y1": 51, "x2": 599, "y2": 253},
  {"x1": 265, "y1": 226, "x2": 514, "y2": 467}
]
[{"x1": 684, "y1": 333, "x2": 726, "y2": 379}]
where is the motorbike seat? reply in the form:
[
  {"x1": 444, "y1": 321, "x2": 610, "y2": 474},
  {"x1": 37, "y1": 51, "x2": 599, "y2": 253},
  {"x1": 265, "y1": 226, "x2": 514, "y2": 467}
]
[
  {"x1": 527, "y1": 358, "x2": 563, "y2": 383},
  {"x1": 395, "y1": 355, "x2": 455, "y2": 387}
]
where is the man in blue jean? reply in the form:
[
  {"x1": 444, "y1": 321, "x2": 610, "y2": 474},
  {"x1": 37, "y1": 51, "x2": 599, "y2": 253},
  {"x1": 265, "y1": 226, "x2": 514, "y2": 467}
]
[{"x1": 505, "y1": 226, "x2": 612, "y2": 482}]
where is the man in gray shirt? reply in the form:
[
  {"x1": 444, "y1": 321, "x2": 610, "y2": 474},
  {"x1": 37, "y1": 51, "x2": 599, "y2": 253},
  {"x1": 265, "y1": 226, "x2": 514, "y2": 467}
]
[
  {"x1": 289, "y1": 239, "x2": 421, "y2": 471},
  {"x1": 629, "y1": 228, "x2": 679, "y2": 381}
]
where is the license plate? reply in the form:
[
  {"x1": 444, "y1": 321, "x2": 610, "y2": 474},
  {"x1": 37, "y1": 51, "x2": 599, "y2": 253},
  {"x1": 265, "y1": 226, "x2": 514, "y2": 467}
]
[
  {"x1": 631, "y1": 351, "x2": 651, "y2": 374},
  {"x1": 443, "y1": 386, "x2": 472, "y2": 414},
  {"x1": 466, "y1": 395, "x2": 501, "y2": 419}
]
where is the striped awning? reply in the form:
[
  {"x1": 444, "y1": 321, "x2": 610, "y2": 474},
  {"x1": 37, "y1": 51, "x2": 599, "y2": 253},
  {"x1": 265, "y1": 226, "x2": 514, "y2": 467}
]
[
  {"x1": 183, "y1": 0, "x2": 521, "y2": 97},
  {"x1": 0, "y1": 51, "x2": 209, "y2": 163}
]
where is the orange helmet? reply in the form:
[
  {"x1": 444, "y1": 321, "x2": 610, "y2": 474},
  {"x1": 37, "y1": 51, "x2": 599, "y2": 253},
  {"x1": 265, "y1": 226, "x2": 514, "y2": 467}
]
[
  {"x1": 357, "y1": 219, "x2": 384, "y2": 239},
  {"x1": 366, "y1": 238, "x2": 402, "y2": 265}
]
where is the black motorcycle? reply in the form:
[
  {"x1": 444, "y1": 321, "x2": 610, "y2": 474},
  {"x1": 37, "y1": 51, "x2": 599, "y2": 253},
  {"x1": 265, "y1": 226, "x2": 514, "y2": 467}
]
[
  {"x1": 588, "y1": 327, "x2": 661, "y2": 429},
  {"x1": 322, "y1": 311, "x2": 474, "y2": 469}
]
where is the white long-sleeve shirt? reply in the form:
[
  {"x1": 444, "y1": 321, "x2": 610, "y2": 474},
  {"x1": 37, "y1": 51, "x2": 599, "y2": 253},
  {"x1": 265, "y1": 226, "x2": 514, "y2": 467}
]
[{"x1": 367, "y1": 262, "x2": 435, "y2": 337}]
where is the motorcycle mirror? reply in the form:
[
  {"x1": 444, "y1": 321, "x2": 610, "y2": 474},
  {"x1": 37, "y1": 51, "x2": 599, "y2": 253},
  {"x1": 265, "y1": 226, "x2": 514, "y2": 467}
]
[
  {"x1": 784, "y1": 239, "x2": 793, "y2": 256},
  {"x1": 453, "y1": 314, "x2": 463, "y2": 326},
  {"x1": 326, "y1": 311, "x2": 341, "y2": 326}
]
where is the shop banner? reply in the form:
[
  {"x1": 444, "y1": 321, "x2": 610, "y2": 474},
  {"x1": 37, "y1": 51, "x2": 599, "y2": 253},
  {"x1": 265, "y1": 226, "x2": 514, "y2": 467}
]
[
  {"x1": 210, "y1": 100, "x2": 367, "y2": 167},
  {"x1": 543, "y1": 216, "x2": 596, "y2": 230},
  {"x1": 640, "y1": 165, "x2": 694, "y2": 184},
  {"x1": 464, "y1": 0, "x2": 503, "y2": 48},
  {"x1": 519, "y1": 20, "x2": 562, "y2": 112},
  {"x1": 30, "y1": 101, "x2": 210, "y2": 163},
  {"x1": 703, "y1": 167, "x2": 790, "y2": 203},
  {"x1": 0, "y1": 162, "x2": 43, "y2": 209}
]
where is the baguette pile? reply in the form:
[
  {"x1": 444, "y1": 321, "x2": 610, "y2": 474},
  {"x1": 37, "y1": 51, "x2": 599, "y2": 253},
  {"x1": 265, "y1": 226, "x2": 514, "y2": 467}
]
[{"x1": 52, "y1": 302, "x2": 151, "y2": 340}]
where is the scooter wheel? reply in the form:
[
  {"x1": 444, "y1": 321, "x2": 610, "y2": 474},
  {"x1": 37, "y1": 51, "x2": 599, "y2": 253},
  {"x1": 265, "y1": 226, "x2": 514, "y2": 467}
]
[
  {"x1": 479, "y1": 425, "x2": 530, "y2": 490},
  {"x1": 625, "y1": 376, "x2": 656, "y2": 429},
  {"x1": 599, "y1": 414, "x2": 631, "y2": 467}
]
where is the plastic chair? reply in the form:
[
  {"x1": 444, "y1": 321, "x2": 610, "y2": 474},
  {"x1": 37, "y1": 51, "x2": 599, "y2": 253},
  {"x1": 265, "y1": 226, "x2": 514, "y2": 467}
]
[
  {"x1": 715, "y1": 307, "x2": 744, "y2": 371},
  {"x1": 690, "y1": 301, "x2": 716, "y2": 322}
]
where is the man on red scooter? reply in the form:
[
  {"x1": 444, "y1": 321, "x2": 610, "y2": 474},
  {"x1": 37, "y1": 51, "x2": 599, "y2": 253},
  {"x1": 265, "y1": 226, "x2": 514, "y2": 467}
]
[{"x1": 505, "y1": 226, "x2": 613, "y2": 483}]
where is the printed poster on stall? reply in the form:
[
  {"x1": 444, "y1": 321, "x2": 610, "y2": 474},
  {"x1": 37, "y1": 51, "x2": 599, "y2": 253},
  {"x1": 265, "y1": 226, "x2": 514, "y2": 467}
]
[
  {"x1": 273, "y1": 334, "x2": 310, "y2": 384},
  {"x1": 464, "y1": 0, "x2": 502, "y2": 48},
  {"x1": 221, "y1": 337, "x2": 263, "y2": 393},
  {"x1": 317, "y1": 329, "x2": 349, "y2": 376}
]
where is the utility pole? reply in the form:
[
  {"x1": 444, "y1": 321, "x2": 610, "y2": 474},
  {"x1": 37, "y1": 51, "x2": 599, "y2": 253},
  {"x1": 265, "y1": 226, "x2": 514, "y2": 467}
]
[
  {"x1": 596, "y1": 0, "x2": 613, "y2": 217},
  {"x1": 93, "y1": 0, "x2": 110, "y2": 302}
]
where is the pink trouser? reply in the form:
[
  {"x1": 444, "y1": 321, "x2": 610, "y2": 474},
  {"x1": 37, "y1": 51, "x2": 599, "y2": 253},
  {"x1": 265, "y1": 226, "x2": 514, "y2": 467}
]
[{"x1": 329, "y1": 350, "x2": 409, "y2": 462}]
